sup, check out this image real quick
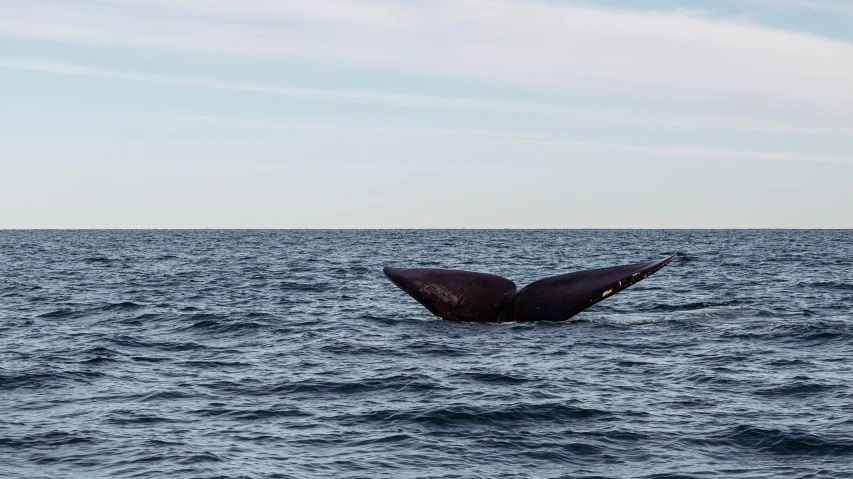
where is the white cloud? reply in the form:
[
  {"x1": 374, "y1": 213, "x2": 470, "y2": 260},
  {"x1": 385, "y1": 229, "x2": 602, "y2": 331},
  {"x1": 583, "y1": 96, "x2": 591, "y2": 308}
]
[
  {"x1": 746, "y1": 0, "x2": 853, "y2": 16},
  {"x1": 101, "y1": 0, "x2": 420, "y2": 27},
  {"x1": 4, "y1": 58, "x2": 852, "y2": 137},
  {"x1": 0, "y1": 58, "x2": 577, "y2": 114},
  {"x1": 193, "y1": 114, "x2": 853, "y2": 164},
  {"x1": 2, "y1": 0, "x2": 853, "y2": 117}
]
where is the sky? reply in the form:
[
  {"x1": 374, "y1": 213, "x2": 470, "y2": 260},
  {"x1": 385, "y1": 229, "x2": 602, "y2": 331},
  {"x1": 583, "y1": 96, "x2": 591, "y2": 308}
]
[{"x1": 1, "y1": 0, "x2": 852, "y2": 228}]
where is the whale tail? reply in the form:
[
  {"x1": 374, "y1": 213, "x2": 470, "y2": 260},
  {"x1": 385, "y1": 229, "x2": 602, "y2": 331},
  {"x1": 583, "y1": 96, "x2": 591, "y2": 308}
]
[{"x1": 383, "y1": 254, "x2": 676, "y2": 323}]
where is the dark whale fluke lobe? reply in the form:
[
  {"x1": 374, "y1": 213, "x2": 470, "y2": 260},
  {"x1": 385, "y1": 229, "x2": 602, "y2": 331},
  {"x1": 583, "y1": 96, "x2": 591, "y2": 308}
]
[
  {"x1": 383, "y1": 254, "x2": 676, "y2": 323},
  {"x1": 383, "y1": 267, "x2": 517, "y2": 322}
]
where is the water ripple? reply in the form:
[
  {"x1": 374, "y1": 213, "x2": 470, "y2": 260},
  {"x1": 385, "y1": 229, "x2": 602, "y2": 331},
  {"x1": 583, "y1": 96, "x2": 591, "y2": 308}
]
[{"x1": 1, "y1": 229, "x2": 852, "y2": 478}]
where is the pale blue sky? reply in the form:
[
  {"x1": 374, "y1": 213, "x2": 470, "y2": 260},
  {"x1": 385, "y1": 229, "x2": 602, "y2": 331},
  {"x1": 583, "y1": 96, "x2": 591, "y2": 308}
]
[{"x1": 1, "y1": 0, "x2": 851, "y2": 228}]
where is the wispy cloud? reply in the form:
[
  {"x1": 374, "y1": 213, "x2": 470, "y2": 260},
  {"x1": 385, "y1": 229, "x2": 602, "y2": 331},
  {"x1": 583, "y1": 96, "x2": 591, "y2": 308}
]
[
  {"x1": 193, "y1": 115, "x2": 853, "y2": 165},
  {"x1": 4, "y1": 58, "x2": 852, "y2": 137},
  {"x1": 0, "y1": 58, "x2": 582, "y2": 114},
  {"x1": 745, "y1": 0, "x2": 853, "y2": 16},
  {"x1": 2, "y1": 0, "x2": 853, "y2": 116}
]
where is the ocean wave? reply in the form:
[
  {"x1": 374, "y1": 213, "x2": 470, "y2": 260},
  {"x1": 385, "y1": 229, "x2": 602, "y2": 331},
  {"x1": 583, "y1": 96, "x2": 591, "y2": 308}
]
[
  {"x1": 754, "y1": 381, "x2": 840, "y2": 397},
  {"x1": 391, "y1": 402, "x2": 613, "y2": 427},
  {"x1": 4, "y1": 230, "x2": 853, "y2": 478},
  {"x1": 798, "y1": 281, "x2": 853, "y2": 291},
  {"x1": 0, "y1": 431, "x2": 95, "y2": 449},
  {"x1": 452, "y1": 371, "x2": 533, "y2": 384},
  {"x1": 649, "y1": 302, "x2": 744, "y2": 312},
  {"x1": 0, "y1": 371, "x2": 104, "y2": 390},
  {"x1": 270, "y1": 375, "x2": 448, "y2": 396},
  {"x1": 83, "y1": 256, "x2": 115, "y2": 265},
  {"x1": 701, "y1": 425, "x2": 853, "y2": 456}
]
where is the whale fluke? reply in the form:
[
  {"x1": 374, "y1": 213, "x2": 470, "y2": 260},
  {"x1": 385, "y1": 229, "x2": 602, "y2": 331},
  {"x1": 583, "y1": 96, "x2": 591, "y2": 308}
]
[
  {"x1": 382, "y1": 268, "x2": 516, "y2": 322},
  {"x1": 384, "y1": 254, "x2": 676, "y2": 323}
]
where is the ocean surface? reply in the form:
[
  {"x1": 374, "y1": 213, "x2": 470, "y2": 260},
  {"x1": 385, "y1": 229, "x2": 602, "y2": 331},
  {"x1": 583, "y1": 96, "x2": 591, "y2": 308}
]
[{"x1": 2, "y1": 230, "x2": 852, "y2": 479}]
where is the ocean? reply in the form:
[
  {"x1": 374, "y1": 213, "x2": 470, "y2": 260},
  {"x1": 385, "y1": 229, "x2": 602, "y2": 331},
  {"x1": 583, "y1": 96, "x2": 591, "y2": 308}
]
[{"x1": 2, "y1": 229, "x2": 852, "y2": 478}]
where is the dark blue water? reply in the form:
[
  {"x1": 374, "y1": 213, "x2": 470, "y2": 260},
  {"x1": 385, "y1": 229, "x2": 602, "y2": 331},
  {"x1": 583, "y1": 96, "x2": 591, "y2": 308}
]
[{"x1": 2, "y1": 230, "x2": 852, "y2": 478}]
